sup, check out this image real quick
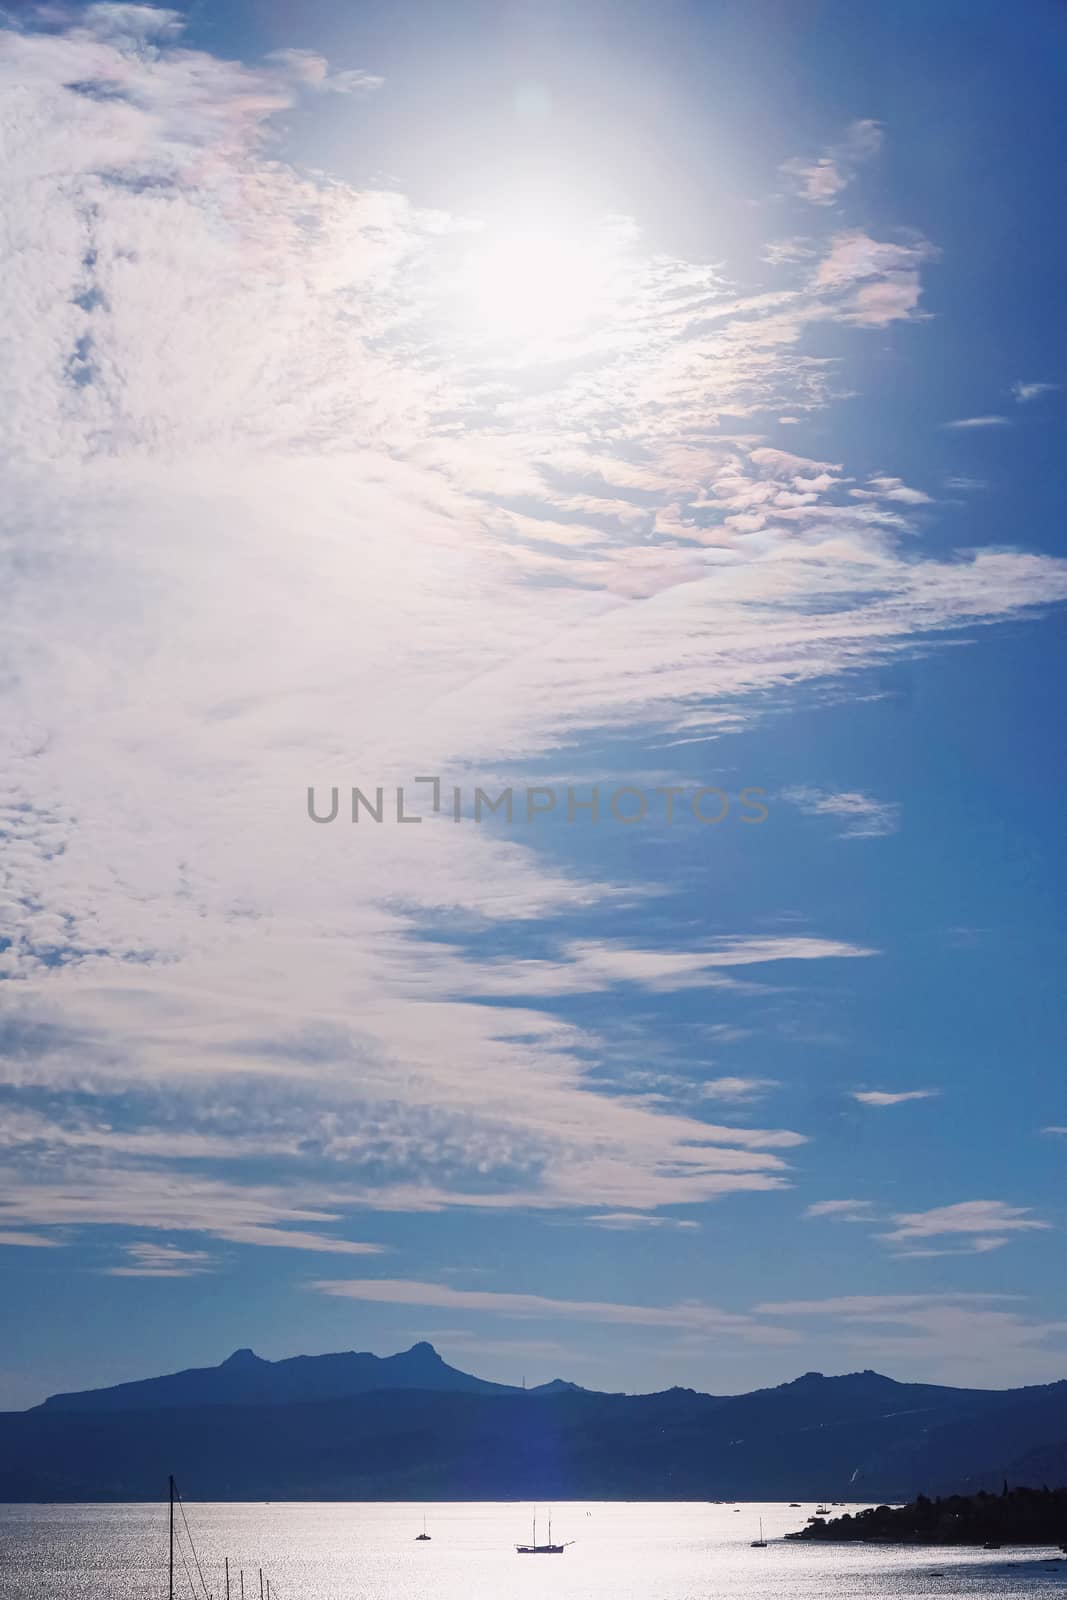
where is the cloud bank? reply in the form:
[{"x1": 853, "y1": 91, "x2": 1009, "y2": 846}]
[{"x1": 1, "y1": 8, "x2": 1065, "y2": 1269}]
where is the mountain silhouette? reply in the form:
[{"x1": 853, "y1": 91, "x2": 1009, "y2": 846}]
[
  {"x1": 35, "y1": 1341, "x2": 522, "y2": 1413},
  {"x1": 4, "y1": 1344, "x2": 1066, "y2": 1502}
]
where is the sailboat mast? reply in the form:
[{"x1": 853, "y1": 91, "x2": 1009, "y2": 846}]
[
  {"x1": 225, "y1": 1557, "x2": 230, "y2": 1600},
  {"x1": 169, "y1": 1476, "x2": 175, "y2": 1600}
]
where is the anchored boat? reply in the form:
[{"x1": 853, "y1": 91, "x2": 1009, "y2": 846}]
[{"x1": 516, "y1": 1511, "x2": 569, "y2": 1553}]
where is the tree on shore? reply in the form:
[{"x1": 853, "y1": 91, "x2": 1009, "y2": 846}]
[{"x1": 788, "y1": 1486, "x2": 1067, "y2": 1548}]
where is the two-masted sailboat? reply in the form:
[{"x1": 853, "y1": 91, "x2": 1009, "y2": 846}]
[{"x1": 516, "y1": 1511, "x2": 569, "y2": 1553}]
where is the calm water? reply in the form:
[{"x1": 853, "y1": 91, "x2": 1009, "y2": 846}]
[{"x1": 1, "y1": 1501, "x2": 1064, "y2": 1600}]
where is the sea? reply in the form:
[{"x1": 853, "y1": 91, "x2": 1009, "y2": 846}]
[{"x1": 1, "y1": 1500, "x2": 1064, "y2": 1600}]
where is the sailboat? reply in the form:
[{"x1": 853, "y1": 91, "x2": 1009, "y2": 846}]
[
  {"x1": 168, "y1": 1475, "x2": 275, "y2": 1600},
  {"x1": 516, "y1": 1510, "x2": 569, "y2": 1553},
  {"x1": 750, "y1": 1518, "x2": 768, "y2": 1548},
  {"x1": 415, "y1": 1513, "x2": 431, "y2": 1541}
]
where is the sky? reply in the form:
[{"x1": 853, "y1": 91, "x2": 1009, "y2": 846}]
[{"x1": 1, "y1": 0, "x2": 1066, "y2": 1411}]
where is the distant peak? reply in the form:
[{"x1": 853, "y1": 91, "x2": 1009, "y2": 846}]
[
  {"x1": 786, "y1": 1367, "x2": 892, "y2": 1389},
  {"x1": 221, "y1": 1348, "x2": 262, "y2": 1368},
  {"x1": 404, "y1": 1341, "x2": 441, "y2": 1359}
]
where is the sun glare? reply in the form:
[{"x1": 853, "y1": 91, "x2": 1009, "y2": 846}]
[{"x1": 450, "y1": 212, "x2": 630, "y2": 348}]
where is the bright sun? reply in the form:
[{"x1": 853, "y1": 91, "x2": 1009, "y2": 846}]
[{"x1": 450, "y1": 211, "x2": 631, "y2": 348}]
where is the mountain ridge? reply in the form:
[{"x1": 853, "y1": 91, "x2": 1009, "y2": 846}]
[
  {"x1": 6, "y1": 1343, "x2": 1067, "y2": 1503},
  {"x1": 35, "y1": 1345, "x2": 1033, "y2": 1418},
  {"x1": 34, "y1": 1339, "x2": 548, "y2": 1414}
]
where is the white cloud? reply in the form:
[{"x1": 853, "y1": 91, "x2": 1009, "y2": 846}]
[
  {"x1": 781, "y1": 158, "x2": 850, "y2": 207},
  {"x1": 312, "y1": 1277, "x2": 796, "y2": 1342},
  {"x1": 861, "y1": 475, "x2": 932, "y2": 505},
  {"x1": 0, "y1": 1229, "x2": 62, "y2": 1248},
  {"x1": 757, "y1": 1291, "x2": 1008, "y2": 1317},
  {"x1": 763, "y1": 239, "x2": 816, "y2": 266},
  {"x1": 1011, "y1": 381, "x2": 1059, "y2": 404},
  {"x1": 553, "y1": 936, "x2": 875, "y2": 993},
  {"x1": 780, "y1": 120, "x2": 883, "y2": 206},
  {"x1": 71, "y1": 4, "x2": 184, "y2": 46},
  {"x1": 753, "y1": 1291, "x2": 1067, "y2": 1385},
  {"x1": 700, "y1": 1077, "x2": 778, "y2": 1103},
  {"x1": 264, "y1": 49, "x2": 383, "y2": 95},
  {"x1": 814, "y1": 230, "x2": 937, "y2": 326},
  {"x1": 881, "y1": 1199, "x2": 1050, "y2": 1244},
  {"x1": 782, "y1": 787, "x2": 900, "y2": 839},
  {"x1": 804, "y1": 1199, "x2": 874, "y2": 1222},
  {"x1": 0, "y1": 12, "x2": 1064, "y2": 1253},
  {"x1": 852, "y1": 1089, "x2": 938, "y2": 1107},
  {"x1": 0, "y1": 1167, "x2": 390, "y2": 1256},
  {"x1": 943, "y1": 415, "x2": 1011, "y2": 429},
  {"x1": 105, "y1": 1241, "x2": 215, "y2": 1277},
  {"x1": 587, "y1": 1213, "x2": 699, "y2": 1231},
  {"x1": 890, "y1": 1236, "x2": 1009, "y2": 1260}
]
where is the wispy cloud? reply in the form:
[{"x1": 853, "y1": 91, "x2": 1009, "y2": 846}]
[
  {"x1": 780, "y1": 119, "x2": 883, "y2": 206},
  {"x1": 67, "y1": 4, "x2": 185, "y2": 46},
  {"x1": 106, "y1": 1241, "x2": 215, "y2": 1278},
  {"x1": 312, "y1": 1277, "x2": 796, "y2": 1342},
  {"x1": 889, "y1": 1237, "x2": 1010, "y2": 1260},
  {"x1": 1011, "y1": 381, "x2": 1059, "y2": 404},
  {"x1": 753, "y1": 1291, "x2": 1067, "y2": 1386},
  {"x1": 757, "y1": 1291, "x2": 1010, "y2": 1317},
  {"x1": 0, "y1": 1168, "x2": 389, "y2": 1257},
  {"x1": 804, "y1": 1199, "x2": 875, "y2": 1222},
  {"x1": 852, "y1": 1089, "x2": 938, "y2": 1107},
  {"x1": 814, "y1": 229, "x2": 937, "y2": 325},
  {"x1": 880, "y1": 1199, "x2": 1050, "y2": 1246},
  {"x1": 854, "y1": 475, "x2": 932, "y2": 506},
  {"x1": 762, "y1": 238, "x2": 816, "y2": 266},
  {"x1": 782, "y1": 787, "x2": 900, "y2": 839},
  {"x1": 0, "y1": 9, "x2": 1064, "y2": 1259},
  {"x1": 700, "y1": 1077, "x2": 778, "y2": 1103},
  {"x1": 264, "y1": 49, "x2": 383, "y2": 95},
  {"x1": 587, "y1": 1213, "x2": 699, "y2": 1231},
  {"x1": 943, "y1": 415, "x2": 1011, "y2": 429},
  {"x1": 550, "y1": 936, "x2": 875, "y2": 993}
]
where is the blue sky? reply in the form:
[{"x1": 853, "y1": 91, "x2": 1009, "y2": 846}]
[{"x1": 1, "y1": 0, "x2": 1065, "y2": 1410}]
